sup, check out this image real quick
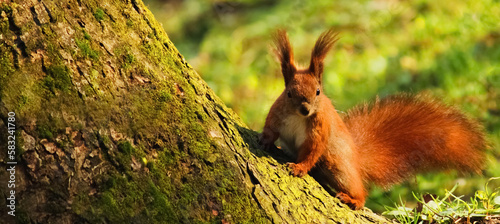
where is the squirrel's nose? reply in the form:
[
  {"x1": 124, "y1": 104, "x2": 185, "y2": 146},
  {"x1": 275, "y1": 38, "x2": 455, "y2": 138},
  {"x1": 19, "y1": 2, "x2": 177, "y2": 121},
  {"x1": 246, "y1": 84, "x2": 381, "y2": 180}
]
[{"x1": 299, "y1": 106, "x2": 310, "y2": 116}]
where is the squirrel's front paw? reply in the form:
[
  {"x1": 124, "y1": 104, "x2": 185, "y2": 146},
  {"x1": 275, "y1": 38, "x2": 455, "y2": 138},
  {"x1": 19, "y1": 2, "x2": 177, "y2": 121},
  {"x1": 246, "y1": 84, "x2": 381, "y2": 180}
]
[{"x1": 287, "y1": 162, "x2": 307, "y2": 177}]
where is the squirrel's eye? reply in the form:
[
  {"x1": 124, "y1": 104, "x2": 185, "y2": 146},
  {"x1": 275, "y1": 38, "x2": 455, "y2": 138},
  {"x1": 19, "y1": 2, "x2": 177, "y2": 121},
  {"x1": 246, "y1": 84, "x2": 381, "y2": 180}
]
[
  {"x1": 316, "y1": 89, "x2": 320, "y2": 96},
  {"x1": 287, "y1": 91, "x2": 292, "y2": 98}
]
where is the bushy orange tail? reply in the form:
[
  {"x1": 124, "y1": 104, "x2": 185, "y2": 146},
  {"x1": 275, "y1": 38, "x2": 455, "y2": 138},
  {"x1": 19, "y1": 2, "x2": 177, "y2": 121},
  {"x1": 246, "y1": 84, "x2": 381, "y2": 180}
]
[{"x1": 344, "y1": 94, "x2": 486, "y2": 188}]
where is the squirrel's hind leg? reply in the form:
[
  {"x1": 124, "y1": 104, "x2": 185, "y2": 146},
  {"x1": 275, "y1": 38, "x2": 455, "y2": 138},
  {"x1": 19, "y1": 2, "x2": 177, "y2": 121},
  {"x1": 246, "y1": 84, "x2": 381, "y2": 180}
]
[{"x1": 311, "y1": 163, "x2": 367, "y2": 210}]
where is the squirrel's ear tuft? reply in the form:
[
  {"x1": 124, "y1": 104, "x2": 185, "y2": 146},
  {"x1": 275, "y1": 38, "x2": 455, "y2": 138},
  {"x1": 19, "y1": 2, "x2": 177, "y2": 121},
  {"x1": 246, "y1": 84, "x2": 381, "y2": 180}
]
[
  {"x1": 309, "y1": 29, "x2": 339, "y2": 83},
  {"x1": 273, "y1": 29, "x2": 296, "y2": 86}
]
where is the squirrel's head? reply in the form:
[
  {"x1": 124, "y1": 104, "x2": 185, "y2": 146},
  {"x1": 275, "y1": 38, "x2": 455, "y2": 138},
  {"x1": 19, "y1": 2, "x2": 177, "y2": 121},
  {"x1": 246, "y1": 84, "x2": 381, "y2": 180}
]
[{"x1": 273, "y1": 29, "x2": 338, "y2": 117}]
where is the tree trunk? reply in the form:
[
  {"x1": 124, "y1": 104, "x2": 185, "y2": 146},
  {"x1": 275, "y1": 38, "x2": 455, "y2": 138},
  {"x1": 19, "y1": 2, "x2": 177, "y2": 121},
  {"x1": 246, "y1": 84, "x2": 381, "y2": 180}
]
[{"x1": 0, "y1": 0, "x2": 389, "y2": 223}]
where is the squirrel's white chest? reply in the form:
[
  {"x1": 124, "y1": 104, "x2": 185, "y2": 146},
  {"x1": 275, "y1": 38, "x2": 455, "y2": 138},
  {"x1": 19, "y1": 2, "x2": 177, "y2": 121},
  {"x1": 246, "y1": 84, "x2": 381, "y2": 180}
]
[{"x1": 279, "y1": 114, "x2": 308, "y2": 157}]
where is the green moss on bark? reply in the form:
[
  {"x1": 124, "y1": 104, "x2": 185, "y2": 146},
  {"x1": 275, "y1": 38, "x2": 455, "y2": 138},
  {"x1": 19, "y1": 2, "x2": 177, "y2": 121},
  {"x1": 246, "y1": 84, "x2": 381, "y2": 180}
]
[
  {"x1": 0, "y1": 43, "x2": 14, "y2": 81},
  {"x1": 75, "y1": 38, "x2": 99, "y2": 60},
  {"x1": 93, "y1": 8, "x2": 105, "y2": 21},
  {"x1": 43, "y1": 65, "x2": 72, "y2": 93}
]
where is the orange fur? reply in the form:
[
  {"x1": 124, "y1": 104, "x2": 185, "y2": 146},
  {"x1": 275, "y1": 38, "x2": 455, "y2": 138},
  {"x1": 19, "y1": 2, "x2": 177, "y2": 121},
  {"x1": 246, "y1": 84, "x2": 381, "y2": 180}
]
[
  {"x1": 345, "y1": 94, "x2": 486, "y2": 188},
  {"x1": 259, "y1": 29, "x2": 487, "y2": 210}
]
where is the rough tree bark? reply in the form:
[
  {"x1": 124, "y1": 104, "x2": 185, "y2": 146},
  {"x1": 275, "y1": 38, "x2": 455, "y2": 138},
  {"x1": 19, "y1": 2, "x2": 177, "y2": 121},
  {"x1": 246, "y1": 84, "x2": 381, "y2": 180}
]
[{"x1": 0, "y1": 0, "x2": 390, "y2": 223}]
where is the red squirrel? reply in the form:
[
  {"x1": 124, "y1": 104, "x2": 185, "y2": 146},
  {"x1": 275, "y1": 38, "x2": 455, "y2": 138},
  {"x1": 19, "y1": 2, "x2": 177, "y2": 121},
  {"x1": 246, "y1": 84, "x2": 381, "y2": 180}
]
[{"x1": 259, "y1": 29, "x2": 486, "y2": 210}]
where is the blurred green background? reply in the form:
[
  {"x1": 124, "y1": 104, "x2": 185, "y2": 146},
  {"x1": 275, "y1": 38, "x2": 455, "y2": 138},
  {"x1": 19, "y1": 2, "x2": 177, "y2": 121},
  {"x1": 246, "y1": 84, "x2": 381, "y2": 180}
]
[{"x1": 143, "y1": 0, "x2": 500, "y2": 213}]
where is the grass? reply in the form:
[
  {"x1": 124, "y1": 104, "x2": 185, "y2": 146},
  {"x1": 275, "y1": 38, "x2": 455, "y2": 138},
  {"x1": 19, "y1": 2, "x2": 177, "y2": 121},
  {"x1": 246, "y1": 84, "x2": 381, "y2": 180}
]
[{"x1": 384, "y1": 177, "x2": 500, "y2": 223}]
